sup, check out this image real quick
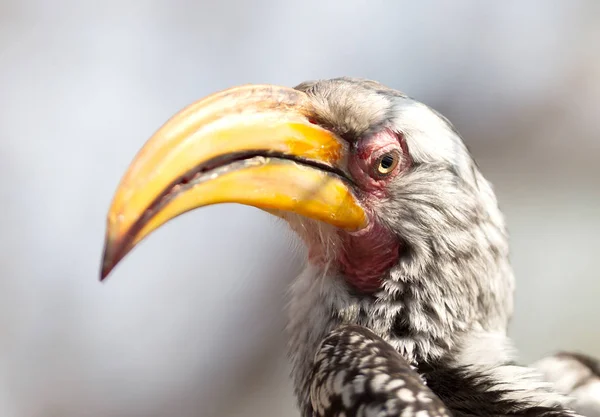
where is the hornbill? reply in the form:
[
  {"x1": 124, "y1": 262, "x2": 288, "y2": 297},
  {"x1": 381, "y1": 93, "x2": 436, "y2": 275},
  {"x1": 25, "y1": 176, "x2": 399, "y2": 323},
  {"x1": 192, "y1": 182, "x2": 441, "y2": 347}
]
[{"x1": 100, "y1": 78, "x2": 595, "y2": 417}]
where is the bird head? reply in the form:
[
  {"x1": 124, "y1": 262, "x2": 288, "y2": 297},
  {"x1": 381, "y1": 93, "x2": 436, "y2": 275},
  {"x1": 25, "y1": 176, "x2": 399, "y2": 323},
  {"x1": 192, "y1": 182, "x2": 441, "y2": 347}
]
[{"x1": 101, "y1": 77, "x2": 513, "y2": 366}]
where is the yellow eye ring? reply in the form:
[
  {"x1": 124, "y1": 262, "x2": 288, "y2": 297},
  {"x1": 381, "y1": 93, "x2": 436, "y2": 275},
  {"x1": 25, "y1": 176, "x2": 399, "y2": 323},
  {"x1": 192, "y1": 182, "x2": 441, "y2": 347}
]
[{"x1": 374, "y1": 151, "x2": 400, "y2": 176}]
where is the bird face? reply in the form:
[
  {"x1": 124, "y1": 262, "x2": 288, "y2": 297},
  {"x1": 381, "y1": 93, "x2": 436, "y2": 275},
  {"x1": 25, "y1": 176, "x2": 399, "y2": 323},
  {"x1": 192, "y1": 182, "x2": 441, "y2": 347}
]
[{"x1": 101, "y1": 78, "x2": 511, "y2": 337}]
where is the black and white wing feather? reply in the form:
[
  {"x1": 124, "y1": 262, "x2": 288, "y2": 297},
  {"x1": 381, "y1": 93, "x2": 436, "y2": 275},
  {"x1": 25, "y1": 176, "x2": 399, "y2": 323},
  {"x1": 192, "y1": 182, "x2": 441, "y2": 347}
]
[{"x1": 309, "y1": 324, "x2": 452, "y2": 417}]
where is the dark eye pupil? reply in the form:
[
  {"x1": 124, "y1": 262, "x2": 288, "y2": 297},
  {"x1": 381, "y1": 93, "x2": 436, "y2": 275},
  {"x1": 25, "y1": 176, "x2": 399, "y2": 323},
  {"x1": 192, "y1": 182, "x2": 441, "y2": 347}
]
[{"x1": 380, "y1": 154, "x2": 394, "y2": 169}]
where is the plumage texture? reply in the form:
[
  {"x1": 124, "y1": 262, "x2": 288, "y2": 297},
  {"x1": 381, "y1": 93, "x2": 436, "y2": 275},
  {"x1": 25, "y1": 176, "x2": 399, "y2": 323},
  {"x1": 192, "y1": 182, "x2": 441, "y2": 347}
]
[
  {"x1": 309, "y1": 325, "x2": 451, "y2": 417},
  {"x1": 278, "y1": 77, "x2": 587, "y2": 416},
  {"x1": 533, "y1": 352, "x2": 600, "y2": 417}
]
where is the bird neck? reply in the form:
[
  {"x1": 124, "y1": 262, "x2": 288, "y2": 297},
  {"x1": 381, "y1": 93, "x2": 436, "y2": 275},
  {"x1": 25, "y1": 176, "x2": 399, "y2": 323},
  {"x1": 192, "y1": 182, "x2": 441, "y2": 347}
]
[
  {"x1": 286, "y1": 268, "x2": 570, "y2": 417},
  {"x1": 286, "y1": 266, "x2": 347, "y2": 415},
  {"x1": 286, "y1": 206, "x2": 516, "y2": 414}
]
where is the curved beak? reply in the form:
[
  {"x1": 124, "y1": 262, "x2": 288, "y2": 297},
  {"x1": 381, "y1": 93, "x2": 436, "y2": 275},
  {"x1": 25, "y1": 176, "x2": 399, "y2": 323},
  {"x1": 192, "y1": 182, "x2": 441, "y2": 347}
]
[{"x1": 100, "y1": 84, "x2": 367, "y2": 280}]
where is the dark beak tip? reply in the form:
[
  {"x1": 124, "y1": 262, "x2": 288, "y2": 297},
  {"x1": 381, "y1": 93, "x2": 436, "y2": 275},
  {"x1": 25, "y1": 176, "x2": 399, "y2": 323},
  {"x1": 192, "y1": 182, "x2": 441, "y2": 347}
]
[
  {"x1": 99, "y1": 237, "x2": 125, "y2": 282},
  {"x1": 99, "y1": 252, "x2": 114, "y2": 282},
  {"x1": 99, "y1": 265, "x2": 111, "y2": 282}
]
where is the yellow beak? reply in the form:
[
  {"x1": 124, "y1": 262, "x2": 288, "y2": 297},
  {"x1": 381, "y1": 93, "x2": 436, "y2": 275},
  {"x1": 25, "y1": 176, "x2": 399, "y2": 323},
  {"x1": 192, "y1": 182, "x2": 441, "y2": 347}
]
[{"x1": 100, "y1": 84, "x2": 368, "y2": 280}]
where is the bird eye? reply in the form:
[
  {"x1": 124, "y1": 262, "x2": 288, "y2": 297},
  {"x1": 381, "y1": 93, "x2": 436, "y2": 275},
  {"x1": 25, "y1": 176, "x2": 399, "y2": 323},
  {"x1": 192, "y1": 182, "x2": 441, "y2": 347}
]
[{"x1": 373, "y1": 151, "x2": 400, "y2": 177}]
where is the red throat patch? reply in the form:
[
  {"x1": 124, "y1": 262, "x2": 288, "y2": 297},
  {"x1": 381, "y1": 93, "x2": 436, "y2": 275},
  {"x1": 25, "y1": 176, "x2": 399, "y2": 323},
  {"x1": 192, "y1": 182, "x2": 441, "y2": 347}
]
[
  {"x1": 304, "y1": 218, "x2": 401, "y2": 293},
  {"x1": 336, "y1": 220, "x2": 401, "y2": 293}
]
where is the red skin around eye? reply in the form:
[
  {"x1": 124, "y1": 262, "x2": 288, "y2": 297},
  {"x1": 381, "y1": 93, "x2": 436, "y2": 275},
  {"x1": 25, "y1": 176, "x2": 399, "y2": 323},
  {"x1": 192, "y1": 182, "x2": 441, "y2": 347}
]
[{"x1": 348, "y1": 129, "x2": 408, "y2": 196}]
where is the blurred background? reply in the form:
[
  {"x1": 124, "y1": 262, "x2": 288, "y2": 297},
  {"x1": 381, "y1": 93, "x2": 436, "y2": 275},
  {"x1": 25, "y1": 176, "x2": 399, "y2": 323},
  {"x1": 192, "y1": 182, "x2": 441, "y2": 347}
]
[{"x1": 1, "y1": 1, "x2": 599, "y2": 416}]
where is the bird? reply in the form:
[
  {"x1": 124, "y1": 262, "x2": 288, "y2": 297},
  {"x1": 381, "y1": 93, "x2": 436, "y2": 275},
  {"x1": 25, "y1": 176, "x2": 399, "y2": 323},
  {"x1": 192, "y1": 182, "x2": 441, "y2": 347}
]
[{"x1": 99, "y1": 77, "x2": 595, "y2": 417}]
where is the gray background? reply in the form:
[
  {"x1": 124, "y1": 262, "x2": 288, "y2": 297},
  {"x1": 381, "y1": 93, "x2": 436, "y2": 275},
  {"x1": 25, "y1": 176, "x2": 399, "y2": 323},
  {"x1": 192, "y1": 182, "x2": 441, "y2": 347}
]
[{"x1": 1, "y1": 1, "x2": 599, "y2": 416}]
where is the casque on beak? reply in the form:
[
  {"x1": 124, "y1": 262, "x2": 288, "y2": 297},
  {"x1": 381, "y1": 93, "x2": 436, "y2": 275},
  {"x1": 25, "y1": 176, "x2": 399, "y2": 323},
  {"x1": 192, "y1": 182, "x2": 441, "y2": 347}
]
[{"x1": 100, "y1": 84, "x2": 368, "y2": 280}]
